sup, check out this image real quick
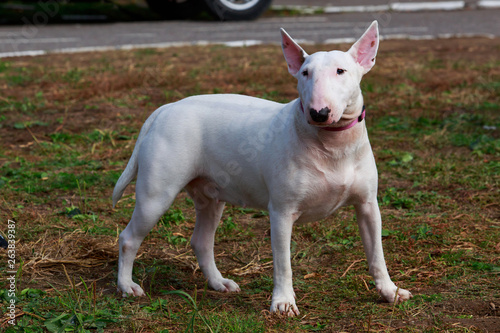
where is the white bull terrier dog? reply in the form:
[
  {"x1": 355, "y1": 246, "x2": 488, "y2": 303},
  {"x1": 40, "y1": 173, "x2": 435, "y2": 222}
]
[{"x1": 113, "y1": 20, "x2": 412, "y2": 315}]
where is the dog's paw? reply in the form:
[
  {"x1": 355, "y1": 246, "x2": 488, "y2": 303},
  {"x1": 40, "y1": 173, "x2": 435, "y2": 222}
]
[
  {"x1": 209, "y1": 278, "x2": 241, "y2": 293},
  {"x1": 270, "y1": 299, "x2": 300, "y2": 317},
  {"x1": 118, "y1": 280, "x2": 145, "y2": 297},
  {"x1": 378, "y1": 285, "x2": 412, "y2": 303}
]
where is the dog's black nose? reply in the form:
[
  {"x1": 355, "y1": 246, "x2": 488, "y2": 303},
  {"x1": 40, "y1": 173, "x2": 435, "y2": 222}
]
[{"x1": 309, "y1": 107, "x2": 331, "y2": 123}]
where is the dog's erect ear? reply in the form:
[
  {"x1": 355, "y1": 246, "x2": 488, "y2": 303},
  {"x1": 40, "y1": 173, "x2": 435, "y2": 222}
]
[
  {"x1": 348, "y1": 21, "x2": 379, "y2": 75},
  {"x1": 280, "y1": 28, "x2": 308, "y2": 76}
]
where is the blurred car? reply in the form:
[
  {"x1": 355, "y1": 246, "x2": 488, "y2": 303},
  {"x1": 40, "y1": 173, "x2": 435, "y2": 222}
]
[
  {"x1": 146, "y1": 0, "x2": 273, "y2": 20},
  {"x1": 1, "y1": 0, "x2": 272, "y2": 23}
]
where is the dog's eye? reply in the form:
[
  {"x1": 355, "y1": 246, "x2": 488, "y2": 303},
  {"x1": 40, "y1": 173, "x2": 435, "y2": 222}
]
[
  {"x1": 302, "y1": 70, "x2": 308, "y2": 77},
  {"x1": 337, "y1": 68, "x2": 346, "y2": 75}
]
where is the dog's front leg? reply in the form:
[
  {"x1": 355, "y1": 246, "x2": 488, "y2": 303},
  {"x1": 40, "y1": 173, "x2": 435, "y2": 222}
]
[
  {"x1": 355, "y1": 201, "x2": 412, "y2": 303},
  {"x1": 269, "y1": 210, "x2": 300, "y2": 316}
]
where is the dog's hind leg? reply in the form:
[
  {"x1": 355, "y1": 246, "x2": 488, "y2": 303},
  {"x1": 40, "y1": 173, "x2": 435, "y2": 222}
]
[
  {"x1": 117, "y1": 172, "x2": 183, "y2": 297},
  {"x1": 186, "y1": 182, "x2": 240, "y2": 292}
]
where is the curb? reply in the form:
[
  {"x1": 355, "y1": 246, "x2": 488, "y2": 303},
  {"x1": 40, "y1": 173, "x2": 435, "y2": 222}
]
[
  {"x1": 479, "y1": 0, "x2": 500, "y2": 7},
  {"x1": 271, "y1": 0, "x2": 500, "y2": 14},
  {"x1": 0, "y1": 33, "x2": 496, "y2": 59}
]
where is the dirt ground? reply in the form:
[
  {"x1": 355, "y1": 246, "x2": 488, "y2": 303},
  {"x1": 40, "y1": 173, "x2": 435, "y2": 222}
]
[{"x1": 0, "y1": 37, "x2": 499, "y2": 332}]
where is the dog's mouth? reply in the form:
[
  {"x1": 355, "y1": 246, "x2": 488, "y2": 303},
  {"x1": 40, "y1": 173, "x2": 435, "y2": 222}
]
[{"x1": 315, "y1": 118, "x2": 339, "y2": 126}]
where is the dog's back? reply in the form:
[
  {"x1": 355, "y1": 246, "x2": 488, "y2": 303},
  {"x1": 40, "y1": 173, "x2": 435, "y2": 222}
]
[{"x1": 113, "y1": 94, "x2": 286, "y2": 208}]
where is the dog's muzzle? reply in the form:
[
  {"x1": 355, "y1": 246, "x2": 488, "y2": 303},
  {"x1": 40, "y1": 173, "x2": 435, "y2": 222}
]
[{"x1": 300, "y1": 100, "x2": 366, "y2": 132}]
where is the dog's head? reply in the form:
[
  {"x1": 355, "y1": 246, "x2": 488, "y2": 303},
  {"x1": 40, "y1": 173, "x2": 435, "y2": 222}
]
[{"x1": 281, "y1": 21, "x2": 379, "y2": 127}]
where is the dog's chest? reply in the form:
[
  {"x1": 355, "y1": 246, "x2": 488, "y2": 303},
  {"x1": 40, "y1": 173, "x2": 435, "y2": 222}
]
[{"x1": 295, "y1": 159, "x2": 357, "y2": 223}]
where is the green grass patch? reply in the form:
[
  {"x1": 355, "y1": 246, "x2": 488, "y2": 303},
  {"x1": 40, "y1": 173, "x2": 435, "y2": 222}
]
[{"x1": 0, "y1": 38, "x2": 498, "y2": 332}]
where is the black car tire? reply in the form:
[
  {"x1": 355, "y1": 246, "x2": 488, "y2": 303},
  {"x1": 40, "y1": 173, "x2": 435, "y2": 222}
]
[{"x1": 202, "y1": 0, "x2": 272, "y2": 20}]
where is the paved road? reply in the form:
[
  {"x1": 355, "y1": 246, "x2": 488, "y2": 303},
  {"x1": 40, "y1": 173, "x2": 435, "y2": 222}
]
[
  {"x1": 0, "y1": 1, "x2": 499, "y2": 58},
  {"x1": 274, "y1": 0, "x2": 497, "y2": 9}
]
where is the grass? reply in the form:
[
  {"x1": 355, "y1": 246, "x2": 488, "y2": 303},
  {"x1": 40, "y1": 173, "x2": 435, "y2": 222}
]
[{"x1": 0, "y1": 37, "x2": 499, "y2": 332}]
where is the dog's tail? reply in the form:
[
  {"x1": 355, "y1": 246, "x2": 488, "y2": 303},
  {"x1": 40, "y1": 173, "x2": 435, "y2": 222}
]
[{"x1": 112, "y1": 107, "x2": 162, "y2": 208}]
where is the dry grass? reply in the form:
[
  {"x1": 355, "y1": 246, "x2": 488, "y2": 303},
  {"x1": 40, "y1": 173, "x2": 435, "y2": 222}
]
[{"x1": 0, "y1": 37, "x2": 499, "y2": 332}]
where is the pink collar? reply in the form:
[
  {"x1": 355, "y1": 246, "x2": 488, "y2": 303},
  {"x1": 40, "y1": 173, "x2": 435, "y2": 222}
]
[{"x1": 300, "y1": 103, "x2": 366, "y2": 132}]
